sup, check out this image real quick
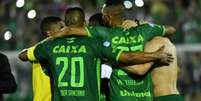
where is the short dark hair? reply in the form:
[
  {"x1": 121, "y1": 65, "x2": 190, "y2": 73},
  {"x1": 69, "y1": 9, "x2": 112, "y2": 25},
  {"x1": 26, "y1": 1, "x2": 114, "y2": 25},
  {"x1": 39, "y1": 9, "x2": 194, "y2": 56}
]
[
  {"x1": 89, "y1": 13, "x2": 104, "y2": 26},
  {"x1": 102, "y1": 0, "x2": 125, "y2": 19},
  {"x1": 40, "y1": 16, "x2": 62, "y2": 36},
  {"x1": 105, "y1": 0, "x2": 123, "y2": 6},
  {"x1": 65, "y1": 7, "x2": 85, "y2": 27}
]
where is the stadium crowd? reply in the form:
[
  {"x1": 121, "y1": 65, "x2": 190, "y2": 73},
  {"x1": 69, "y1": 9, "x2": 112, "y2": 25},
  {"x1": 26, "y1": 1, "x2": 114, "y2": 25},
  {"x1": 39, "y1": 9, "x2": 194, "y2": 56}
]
[{"x1": 0, "y1": 0, "x2": 201, "y2": 50}]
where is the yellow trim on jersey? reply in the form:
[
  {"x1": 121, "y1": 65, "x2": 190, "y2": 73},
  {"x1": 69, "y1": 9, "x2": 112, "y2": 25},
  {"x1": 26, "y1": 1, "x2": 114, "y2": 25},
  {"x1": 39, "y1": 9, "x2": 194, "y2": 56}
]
[
  {"x1": 116, "y1": 50, "x2": 124, "y2": 61},
  {"x1": 85, "y1": 27, "x2": 92, "y2": 37},
  {"x1": 27, "y1": 46, "x2": 37, "y2": 61},
  {"x1": 96, "y1": 59, "x2": 101, "y2": 97}
]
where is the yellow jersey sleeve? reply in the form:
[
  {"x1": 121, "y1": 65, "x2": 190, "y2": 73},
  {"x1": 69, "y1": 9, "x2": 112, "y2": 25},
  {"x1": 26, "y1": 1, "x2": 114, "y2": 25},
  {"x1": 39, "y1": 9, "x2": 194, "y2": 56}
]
[{"x1": 27, "y1": 46, "x2": 37, "y2": 61}]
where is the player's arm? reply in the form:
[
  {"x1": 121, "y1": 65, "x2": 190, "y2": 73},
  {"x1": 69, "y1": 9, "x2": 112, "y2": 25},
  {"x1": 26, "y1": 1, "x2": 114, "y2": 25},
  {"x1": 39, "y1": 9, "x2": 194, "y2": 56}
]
[
  {"x1": 121, "y1": 20, "x2": 138, "y2": 30},
  {"x1": 18, "y1": 38, "x2": 49, "y2": 61},
  {"x1": 122, "y1": 38, "x2": 159, "y2": 75},
  {"x1": 98, "y1": 40, "x2": 173, "y2": 66},
  {"x1": 122, "y1": 19, "x2": 175, "y2": 36},
  {"x1": 163, "y1": 25, "x2": 176, "y2": 37},
  {"x1": 48, "y1": 26, "x2": 88, "y2": 39},
  {"x1": 18, "y1": 49, "x2": 28, "y2": 61},
  {"x1": 18, "y1": 42, "x2": 47, "y2": 62},
  {"x1": 121, "y1": 19, "x2": 148, "y2": 30},
  {"x1": 123, "y1": 62, "x2": 153, "y2": 76},
  {"x1": 156, "y1": 24, "x2": 176, "y2": 36},
  {"x1": 123, "y1": 37, "x2": 173, "y2": 75},
  {"x1": 141, "y1": 24, "x2": 176, "y2": 42},
  {"x1": 49, "y1": 26, "x2": 109, "y2": 39},
  {"x1": 18, "y1": 46, "x2": 38, "y2": 62},
  {"x1": 118, "y1": 46, "x2": 173, "y2": 65}
]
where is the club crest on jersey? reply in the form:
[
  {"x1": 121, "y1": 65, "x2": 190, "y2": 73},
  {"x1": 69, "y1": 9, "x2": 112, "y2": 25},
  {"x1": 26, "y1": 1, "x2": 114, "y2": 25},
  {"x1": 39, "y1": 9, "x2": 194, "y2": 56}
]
[
  {"x1": 148, "y1": 23, "x2": 155, "y2": 27},
  {"x1": 103, "y1": 41, "x2": 111, "y2": 47}
]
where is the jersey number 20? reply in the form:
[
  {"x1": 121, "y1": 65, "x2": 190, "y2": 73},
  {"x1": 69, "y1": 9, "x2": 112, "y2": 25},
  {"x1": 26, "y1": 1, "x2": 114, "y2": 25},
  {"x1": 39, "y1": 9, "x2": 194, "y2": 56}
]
[{"x1": 56, "y1": 57, "x2": 84, "y2": 88}]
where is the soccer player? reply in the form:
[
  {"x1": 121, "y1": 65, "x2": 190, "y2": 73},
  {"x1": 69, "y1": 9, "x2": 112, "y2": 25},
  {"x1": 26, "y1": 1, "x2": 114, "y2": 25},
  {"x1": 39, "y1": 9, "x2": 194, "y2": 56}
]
[
  {"x1": 19, "y1": 7, "x2": 173, "y2": 101},
  {"x1": 0, "y1": 52, "x2": 17, "y2": 101},
  {"x1": 88, "y1": 13, "x2": 111, "y2": 101},
  {"x1": 88, "y1": 13, "x2": 141, "y2": 101},
  {"x1": 124, "y1": 37, "x2": 184, "y2": 101},
  {"x1": 100, "y1": 2, "x2": 175, "y2": 101},
  {"x1": 18, "y1": 16, "x2": 65, "y2": 101},
  {"x1": 144, "y1": 37, "x2": 184, "y2": 101}
]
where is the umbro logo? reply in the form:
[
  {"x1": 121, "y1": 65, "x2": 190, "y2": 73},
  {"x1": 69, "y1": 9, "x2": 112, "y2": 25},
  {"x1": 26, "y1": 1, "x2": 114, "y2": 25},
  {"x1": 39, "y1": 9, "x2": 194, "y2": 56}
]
[{"x1": 66, "y1": 38, "x2": 76, "y2": 43}]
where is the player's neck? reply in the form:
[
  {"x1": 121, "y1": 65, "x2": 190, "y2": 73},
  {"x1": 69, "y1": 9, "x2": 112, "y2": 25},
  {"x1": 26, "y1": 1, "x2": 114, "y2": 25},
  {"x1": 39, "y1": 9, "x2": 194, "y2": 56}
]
[
  {"x1": 70, "y1": 23, "x2": 84, "y2": 28},
  {"x1": 111, "y1": 19, "x2": 123, "y2": 27}
]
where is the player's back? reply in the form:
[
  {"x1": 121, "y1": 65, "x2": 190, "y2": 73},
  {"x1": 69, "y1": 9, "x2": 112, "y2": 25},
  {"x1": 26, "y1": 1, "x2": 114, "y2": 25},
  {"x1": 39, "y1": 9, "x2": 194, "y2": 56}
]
[
  {"x1": 40, "y1": 36, "x2": 103, "y2": 101},
  {"x1": 145, "y1": 37, "x2": 179, "y2": 96}
]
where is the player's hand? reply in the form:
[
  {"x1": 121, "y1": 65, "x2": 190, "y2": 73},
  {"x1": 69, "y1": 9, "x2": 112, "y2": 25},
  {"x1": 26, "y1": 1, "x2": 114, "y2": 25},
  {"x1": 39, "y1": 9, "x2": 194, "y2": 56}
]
[
  {"x1": 155, "y1": 46, "x2": 174, "y2": 65},
  {"x1": 138, "y1": 20, "x2": 148, "y2": 25},
  {"x1": 121, "y1": 20, "x2": 138, "y2": 30},
  {"x1": 121, "y1": 20, "x2": 149, "y2": 30},
  {"x1": 49, "y1": 26, "x2": 71, "y2": 40}
]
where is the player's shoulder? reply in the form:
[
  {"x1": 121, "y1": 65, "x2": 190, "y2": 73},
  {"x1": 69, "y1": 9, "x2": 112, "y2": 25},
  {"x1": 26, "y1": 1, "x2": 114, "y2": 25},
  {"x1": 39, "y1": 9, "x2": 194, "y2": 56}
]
[
  {"x1": 152, "y1": 37, "x2": 170, "y2": 43},
  {"x1": 87, "y1": 25, "x2": 110, "y2": 36},
  {"x1": 33, "y1": 38, "x2": 53, "y2": 49},
  {"x1": 35, "y1": 38, "x2": 50, "y2": 44},
  {"x1": 151, "y1": 37, "x2": 175, "y2": 48},
  {"x1": 134, "y1": 22, "x2": 162, "y2": 31},
  {"x1": 38, "y1": 40, "x2": 49, "y2": 46},
  {"x1": 74, "y1": 36, "x2": 98, "y2": 43},
  {"x1": 88, "y1": 25, "x2": 108, "y2": 30},
  {"x1": 137, "y1": 23, "x2": 157, "y2": 28},
  {"x1": 128, "y1": 23, "x2": 150, "y2": 31}
]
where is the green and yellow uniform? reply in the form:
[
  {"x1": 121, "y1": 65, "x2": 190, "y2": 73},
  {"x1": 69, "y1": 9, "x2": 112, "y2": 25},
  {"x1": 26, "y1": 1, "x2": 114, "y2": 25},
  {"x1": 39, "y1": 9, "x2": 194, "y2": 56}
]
[
  {"x1": 27, "y1": 46, "x2": 52, "y2": 101},
  {"x1": 27, "y1": 36, "x2": 122, "y2": 101},
  {"x1": 87, "y1": 23, "x2": 165, "y2": 101}
]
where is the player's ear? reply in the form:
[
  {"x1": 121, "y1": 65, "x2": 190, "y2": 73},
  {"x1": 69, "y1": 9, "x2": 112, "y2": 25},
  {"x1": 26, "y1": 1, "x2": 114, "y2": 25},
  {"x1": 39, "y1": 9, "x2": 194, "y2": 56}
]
[
  {"x1": 103, "y1": 14, "x2": 109, "y2": 20},
  {"x1": 108, "y1": 14, "x2": 113, "y2": 25},
  {"x1": 46, "y1": 31, "x2": 52, "y2": 37},
  {"x1": 108, "y1": 14, "x2": 112, "y2": 19}
]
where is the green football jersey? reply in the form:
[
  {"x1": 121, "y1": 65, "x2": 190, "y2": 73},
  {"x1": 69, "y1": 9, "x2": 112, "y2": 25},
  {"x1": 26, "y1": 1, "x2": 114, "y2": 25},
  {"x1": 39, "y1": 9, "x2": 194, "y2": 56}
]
[
  {"x1": 87, "y1": 23, "x2": 165, "y2": 101},
  {"x1": 28, "y1": 36, "x2": 122, "y2": 101}
]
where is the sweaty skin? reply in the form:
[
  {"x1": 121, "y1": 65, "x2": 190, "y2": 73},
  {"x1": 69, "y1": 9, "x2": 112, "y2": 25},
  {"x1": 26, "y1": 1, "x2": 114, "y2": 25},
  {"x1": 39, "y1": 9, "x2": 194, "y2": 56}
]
[{"x1": 145, "y1": 37, "x2": 179, "y2": 96}]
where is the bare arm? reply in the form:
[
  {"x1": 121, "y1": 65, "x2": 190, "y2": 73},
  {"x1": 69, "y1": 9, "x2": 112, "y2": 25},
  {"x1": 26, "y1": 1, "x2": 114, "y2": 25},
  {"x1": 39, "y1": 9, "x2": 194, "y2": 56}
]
[
  {"x1": 122, "y1": 40, "x2": 155, "y2": 75},
  {"x1": 49, "y1": 27, "x2": 88, "y2": 39},
  {"x1": 18, "y1": 37, "x2": 53, "y2": 62},
  {"x1": 121, "y1": 20, "x2": 148, "y2": 30},
  {"x1": 118, "y1": 46, "x2": 173, "y2": 65},
  {"x1": 164, "y1": 25, "x2": 176, "y2": 37},
  {"x1": 123, "y1": 62, "x2": 154, "y2": 76},
  {"x1": 121, "y1": 37, "x2": 173, "y2": 75},
  {"x1": 18, "y1": 49, "x2": 28, "y2": 61},
  {"x1": 119, "y1": 52, "x2": 158, "y2": 65}
]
